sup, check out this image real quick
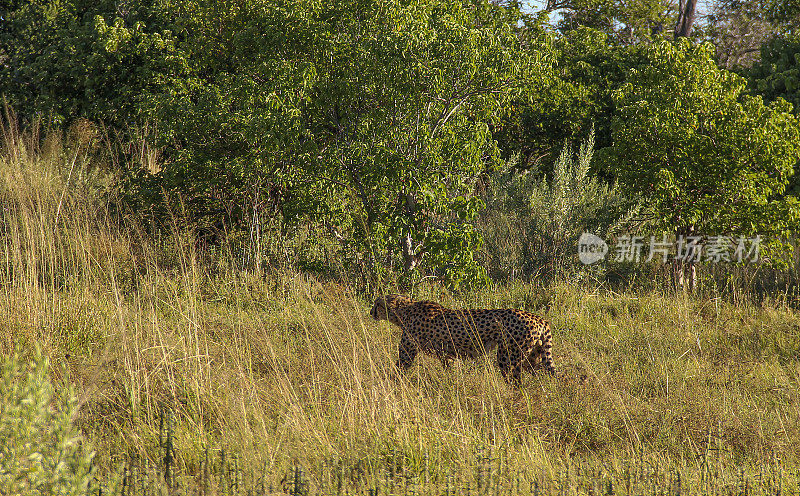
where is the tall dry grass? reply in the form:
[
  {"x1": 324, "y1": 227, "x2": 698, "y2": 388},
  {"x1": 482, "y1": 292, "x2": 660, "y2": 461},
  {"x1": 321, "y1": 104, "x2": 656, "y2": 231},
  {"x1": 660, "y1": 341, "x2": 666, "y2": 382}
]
[{"x1": 2, "y1": 114, "x2": 800, "y2": 493}]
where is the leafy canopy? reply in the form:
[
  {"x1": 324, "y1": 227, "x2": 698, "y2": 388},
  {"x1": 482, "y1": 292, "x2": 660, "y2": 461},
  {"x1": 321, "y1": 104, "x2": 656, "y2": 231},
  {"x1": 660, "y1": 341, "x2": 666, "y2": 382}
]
[
  {"x1": 749, "y1": 34, "x2": 800, "y2": 114},
  {"x1": 299, "y1": 0, "x2": 544, "y2": 287},
  {"x1": 0, "y1": 0, "x2": 182, "y2": 128},
  {"x1": 128, "y1": 0, "x2": 546, "y2": 288},
  {"x1": 605, "y1": 39, "x2": 800, "y2": 236}
]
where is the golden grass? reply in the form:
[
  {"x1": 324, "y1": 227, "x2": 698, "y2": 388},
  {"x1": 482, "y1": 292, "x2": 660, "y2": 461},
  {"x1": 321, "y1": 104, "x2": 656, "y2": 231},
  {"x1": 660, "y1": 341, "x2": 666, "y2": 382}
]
[{"x1": 2, "y1": 117, "x2": 799, "y2": 493}]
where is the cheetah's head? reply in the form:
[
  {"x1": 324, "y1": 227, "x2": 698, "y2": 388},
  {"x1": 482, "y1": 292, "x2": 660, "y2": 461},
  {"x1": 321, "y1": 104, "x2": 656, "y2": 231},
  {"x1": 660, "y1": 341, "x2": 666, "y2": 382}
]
[{"x1": 370, "y1": 294, "x2": 413, "y2": 325}]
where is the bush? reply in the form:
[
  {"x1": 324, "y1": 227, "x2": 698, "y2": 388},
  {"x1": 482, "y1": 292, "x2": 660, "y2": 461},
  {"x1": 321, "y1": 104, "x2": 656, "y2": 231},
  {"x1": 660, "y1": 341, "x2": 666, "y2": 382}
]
[
  {"x1": 0, "y1": 347, "x2": 94, "y2": 496},
  {"x1": 479, "y1": 130, "x2": 636, "y2": 281}
]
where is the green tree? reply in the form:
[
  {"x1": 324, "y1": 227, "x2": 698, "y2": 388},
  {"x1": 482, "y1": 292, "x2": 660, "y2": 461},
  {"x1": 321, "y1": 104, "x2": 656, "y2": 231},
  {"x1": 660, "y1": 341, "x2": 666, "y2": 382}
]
[
  {"x1": 550, "y1": 0, "x2": 678, "y2": 44},
  {"x1": 133, "y1": 0, "x2": 545, "y2": 288},
  {"x1": 132, "y1": 0, "x2": 315, "y2": 248},
  {"x1": 748, "y1": 34, "x2": 800, "y2": 113},
  {"x1": 747, "y1": 34, "x2": 800, "y2": 197},
  {"x1": 0, "y1": 0, "x2": 182, "y2": 127},
  {"x1": 604, "y1": 39, "x2": 800, "y2": 287},
  {"x1": 300, "y1": 0, "x2": 542, "y2": 287},
  {"x1": 496, "y1": 27, "x2": 630, "y2": 171}
]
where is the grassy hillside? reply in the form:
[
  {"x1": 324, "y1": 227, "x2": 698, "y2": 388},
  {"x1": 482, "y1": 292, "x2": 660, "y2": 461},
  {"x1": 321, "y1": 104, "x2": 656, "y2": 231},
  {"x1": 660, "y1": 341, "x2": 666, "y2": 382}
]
[{"x1": 2, "y1": 121, "x2": 799, "y2": 494}]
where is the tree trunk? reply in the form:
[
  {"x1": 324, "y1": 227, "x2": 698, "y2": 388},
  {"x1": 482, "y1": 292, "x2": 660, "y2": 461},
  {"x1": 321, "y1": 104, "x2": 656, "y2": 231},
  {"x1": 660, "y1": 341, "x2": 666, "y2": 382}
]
[
  {"x1": 674, "y1": 0, "x2": 697, "y2": 38},
  {"x1": 673, "y1": 258, "x2": 685, "y2": 291},
  {"x1": 673, "y1": 225, "x2": 697, "y2": 292},
  {"x1": 400, "y1": 192, "x2": 419, "y2": 274},
  {"x1": 401, "y1": 232, "x2": 417, "y2": 273}
]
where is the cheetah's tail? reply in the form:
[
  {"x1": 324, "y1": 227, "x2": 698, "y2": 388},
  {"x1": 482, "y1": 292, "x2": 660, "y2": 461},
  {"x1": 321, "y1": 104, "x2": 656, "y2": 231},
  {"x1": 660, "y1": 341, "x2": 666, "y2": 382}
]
[{"x1": 543, "y1": 324, "x2": 556, "y2": 376}]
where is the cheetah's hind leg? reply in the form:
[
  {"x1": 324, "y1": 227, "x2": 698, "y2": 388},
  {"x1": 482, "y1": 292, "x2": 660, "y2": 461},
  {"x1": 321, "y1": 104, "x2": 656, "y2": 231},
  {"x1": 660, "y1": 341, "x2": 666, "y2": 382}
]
[
  {"x1": 523, "y1": 353, "x2": 542, "y2": 372},
  {"x1": 541, "y1": 326, "x2": 556, "y2": 376}
]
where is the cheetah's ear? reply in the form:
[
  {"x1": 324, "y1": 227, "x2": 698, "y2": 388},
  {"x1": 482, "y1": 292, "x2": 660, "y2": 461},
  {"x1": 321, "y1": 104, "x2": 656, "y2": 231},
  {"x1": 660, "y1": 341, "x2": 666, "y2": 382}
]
[
  {"x1": 388, "y1": 294, "x2": 411, "y2": 307},
  {"x1": 385, "y1": 294, "x2": 400, "y2": 304}
]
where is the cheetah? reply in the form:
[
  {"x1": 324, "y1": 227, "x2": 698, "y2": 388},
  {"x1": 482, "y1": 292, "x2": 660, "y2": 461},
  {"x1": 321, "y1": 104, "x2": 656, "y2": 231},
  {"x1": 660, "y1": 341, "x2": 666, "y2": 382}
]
[{"x1": 370, "y1": 295, "x2": 555, "y2": 384}]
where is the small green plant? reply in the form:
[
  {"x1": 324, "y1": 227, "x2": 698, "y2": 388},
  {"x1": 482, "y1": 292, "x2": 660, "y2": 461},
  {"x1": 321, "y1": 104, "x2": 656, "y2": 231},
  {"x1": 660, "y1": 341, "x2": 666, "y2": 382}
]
[{"x1": 0, "y1": 347, "x2": 95, "y2": 496}]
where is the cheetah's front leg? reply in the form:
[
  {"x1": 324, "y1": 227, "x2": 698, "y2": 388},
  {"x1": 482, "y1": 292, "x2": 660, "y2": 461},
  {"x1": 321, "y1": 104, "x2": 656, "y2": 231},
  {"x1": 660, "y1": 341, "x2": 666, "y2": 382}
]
[
  {"x1": 396, "y1": 331, "x2": 419, "y2": 370},
  {"x1": 496, "y1": 345, "x2": 522, "y2": 385}
]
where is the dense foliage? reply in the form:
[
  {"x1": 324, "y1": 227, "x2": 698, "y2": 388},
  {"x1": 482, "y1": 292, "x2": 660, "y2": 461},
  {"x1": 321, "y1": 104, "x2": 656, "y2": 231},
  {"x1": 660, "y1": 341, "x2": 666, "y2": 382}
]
[
  {"x1": 0, "y1": 0, "x2": 180, "y2": 127},
  {"x1": 606, "y1": 39, "x2": 800, "y2": 238},
  {"x1": 496, "y1": 27, "x2": 630, "y2": 172},
  {"x1": 749, "y1": 34, "x2": 800, "y2": 114},
  {"x1": 480, "y1": 130, "x2": 635, "y2": 280},
  {"x1": 2, "y1": 0, "x2": 800, "y2": 288}
]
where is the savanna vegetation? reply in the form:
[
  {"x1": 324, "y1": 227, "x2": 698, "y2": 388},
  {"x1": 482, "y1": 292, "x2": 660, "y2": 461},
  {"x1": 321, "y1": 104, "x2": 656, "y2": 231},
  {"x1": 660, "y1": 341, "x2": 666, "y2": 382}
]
[{"x1": 2, "y1": 0, "x2": 800, "y2": 494}]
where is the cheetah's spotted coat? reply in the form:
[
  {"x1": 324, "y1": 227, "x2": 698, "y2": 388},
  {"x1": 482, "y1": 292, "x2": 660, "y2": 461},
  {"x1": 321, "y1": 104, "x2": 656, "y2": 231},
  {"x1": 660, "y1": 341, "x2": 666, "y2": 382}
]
[{"x1": 370, "y1": 295, "x2": 555, "y2": 384}]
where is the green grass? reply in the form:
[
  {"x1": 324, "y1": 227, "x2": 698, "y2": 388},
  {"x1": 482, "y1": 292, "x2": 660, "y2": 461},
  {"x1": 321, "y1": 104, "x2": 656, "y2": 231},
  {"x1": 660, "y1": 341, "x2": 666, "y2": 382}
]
[{"x1": 2, "y1": 119, "x2": 800, "y2": 494}]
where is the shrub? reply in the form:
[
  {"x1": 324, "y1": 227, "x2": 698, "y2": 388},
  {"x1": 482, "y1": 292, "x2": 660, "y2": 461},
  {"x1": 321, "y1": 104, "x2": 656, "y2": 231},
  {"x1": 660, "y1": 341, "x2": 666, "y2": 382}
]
[
  {"x1": 0, "y1": 347, "x2": 94, "y2": 496},
  {"x1": 479, "y1": 130, "x2": 636, "y2": 281}
]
